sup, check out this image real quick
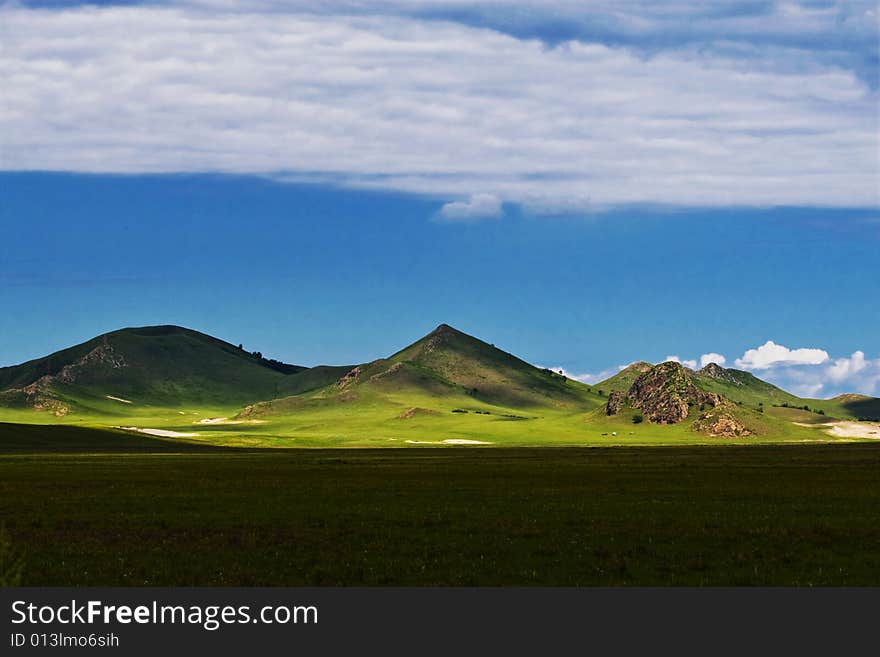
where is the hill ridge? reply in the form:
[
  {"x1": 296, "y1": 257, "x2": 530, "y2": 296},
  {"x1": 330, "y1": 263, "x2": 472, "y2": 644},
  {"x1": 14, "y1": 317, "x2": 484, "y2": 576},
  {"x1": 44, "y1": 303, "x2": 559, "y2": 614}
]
[{"x1": 2, "y1": 324, "x2": 878, "y2": 426}]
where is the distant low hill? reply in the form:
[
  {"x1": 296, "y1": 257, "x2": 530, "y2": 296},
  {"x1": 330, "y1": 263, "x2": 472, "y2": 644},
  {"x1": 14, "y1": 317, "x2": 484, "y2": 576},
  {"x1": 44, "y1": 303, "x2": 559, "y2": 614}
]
[{"x1": 596, "y1": 359, "x2": 879, "y2": 434}]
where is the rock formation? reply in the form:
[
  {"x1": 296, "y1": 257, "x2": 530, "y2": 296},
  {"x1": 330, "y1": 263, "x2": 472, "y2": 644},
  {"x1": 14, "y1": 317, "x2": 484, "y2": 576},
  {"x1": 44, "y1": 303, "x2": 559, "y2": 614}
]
[{"x1": 605, "y1": 361, "x2": 721, "y2": 424}]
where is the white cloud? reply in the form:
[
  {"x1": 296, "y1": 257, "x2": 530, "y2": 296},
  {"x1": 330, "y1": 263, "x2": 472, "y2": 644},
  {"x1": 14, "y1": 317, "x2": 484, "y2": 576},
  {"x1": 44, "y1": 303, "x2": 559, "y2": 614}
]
[
  {"x1": 0, "y1": 4, "x2": 877, "y2": 211},
  {"x1": 735, "y1": 340, "x2": 829, "y2": 369},
  {"x1": 757, "y1": 351, "x2": 880, "y2": 398},
  {"x1": 439, "y1": 193, "x2": 502, "y2": 221},
  {"x1": 183, "y1": 0, "x2": 879, "y2": 60},
  {"x1": 827, "y1": 350, "x2": 868, "y2": 382},
  {"x1": 699, "y1": 352, "x2": 726, "y2": 368},
  {"x1": 661, "y1": 352, "x2": 726, "y2": 369},
  {"x1": 542, "y1": 364, "x2": 627, "y2": 384},
  {"x1": 663, "y1": 355, "x2": 697, "y2": 369},
  {"x1": 732, "y1": 342, "x2": 879, "y2": 398}
]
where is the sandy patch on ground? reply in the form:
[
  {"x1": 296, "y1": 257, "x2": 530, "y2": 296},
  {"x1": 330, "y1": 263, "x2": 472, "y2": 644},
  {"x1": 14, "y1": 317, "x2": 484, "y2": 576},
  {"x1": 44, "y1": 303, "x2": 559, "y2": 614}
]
[
  {"x1": 194, "y1": 418, "x2": 265, "y2": 425},
  {"x1": 118, "y1": 426, "x2": 200, "y2": 438},
  {"x1": 105, "y1": 395, "x2": 132, "y2": 404},
  {"x1": 404, "y1": 439, "x2": 492, "y2": 445},
  {"x1": 823, "y1": 421, "x2": 880, "y2": 439}
]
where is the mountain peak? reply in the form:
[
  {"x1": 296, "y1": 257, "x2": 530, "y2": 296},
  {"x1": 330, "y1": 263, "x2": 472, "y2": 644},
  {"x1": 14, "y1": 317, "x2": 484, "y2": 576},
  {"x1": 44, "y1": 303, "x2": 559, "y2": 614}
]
[
  {"x1": 700, "y1": 362, "x2": 733, "y2": 378},
  {"x1": 109, "y1": 324, "x2": 200, "y2": 340},
  {"x1": 335, "y1": 322, "x2": 593, "y2": 409},
  {"x1": 654, "y1": 360, "x2": 687, "y2": 375},
  {"x1": 427, "y1": 323, "x2": 462, "y2": 338},
  {"x1": 697, "y1": 362, "x2": 747, "y2": 387}
]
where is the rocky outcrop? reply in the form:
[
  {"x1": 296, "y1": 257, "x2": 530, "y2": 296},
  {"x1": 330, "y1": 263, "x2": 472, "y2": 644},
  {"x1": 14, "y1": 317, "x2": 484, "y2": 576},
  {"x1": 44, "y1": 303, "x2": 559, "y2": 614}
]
[
  {"x1": 57, "y1": 340, "x2": 127, "y2": 383},
  {"x1": 698, "y1": 362, "x2": 743, "y2": 386},
  {"x1": 2, "y1": 338, "x2": 130, "y2": 416},
  {"x1": 398, "y1": 407, "x2": 440, "y2": 419},
  {"x1": 337, "y1": 366, "x2": 363, "y2": 388},
  {"x1": 604, "y1": 361, "x2": 724, "y2": 425},
  {"x1": 605, "y1": 390, "x2": 626, "y2": 416},
  {"x1": 369, "y1": 362, "x2": 404, "y2": 382},
  {"x1": 0, "y1": 383, "x2": 69, "y2": 416},
  {"x1": 625, "y1": 362, "x2": 721, "y2": 424},
  {"x1": 694, "y1": 408, "x2": 752, "y2": 437},
  {"x1": 0, "y1": 338, "x2": 126, "y2": 416}
]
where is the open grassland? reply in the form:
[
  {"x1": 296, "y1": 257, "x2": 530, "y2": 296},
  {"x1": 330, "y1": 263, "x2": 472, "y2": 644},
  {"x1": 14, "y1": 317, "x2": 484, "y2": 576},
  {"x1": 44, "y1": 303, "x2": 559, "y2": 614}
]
[
  {"x1": 1, "y1": 386, "x2": 869, "y2": 448},
  {"x1": 1, "y1": 424, "x2": 879, "y2": 586}
]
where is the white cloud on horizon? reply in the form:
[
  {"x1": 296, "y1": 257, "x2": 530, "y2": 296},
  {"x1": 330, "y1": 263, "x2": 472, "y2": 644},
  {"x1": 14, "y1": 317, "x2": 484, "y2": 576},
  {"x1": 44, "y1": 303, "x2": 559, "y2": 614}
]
[
  {"x1": 727, "y1": 342, "x2": 878, "y2": 398},
  {"x1": 541, "y1": 364, "x2": 627, "y2": 385},
  {"x1": 734, "y1": 340, "x2": 829, "y2": 369},
  {"x1": 748, "y1": 351, "x2": 880, "y2": 398},
  {"x1": 699, "y1": 352, "x2": 727, "y2": 368},
  {"x1": 662, "y1": 353, "x2": 727, "y2": 369},
  {"x1": 0, "y1": 4, "x2": 877, "y2": 212},
  {"x1": 438, "y1": 193, "x2": 503, "y2": 221}
]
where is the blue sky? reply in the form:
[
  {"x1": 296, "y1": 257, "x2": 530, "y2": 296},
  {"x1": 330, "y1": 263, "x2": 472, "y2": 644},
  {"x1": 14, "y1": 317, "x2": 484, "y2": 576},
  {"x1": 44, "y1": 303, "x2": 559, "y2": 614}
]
[{"x1": 1, "y1": 1, "x2": 878, "y2": 397}]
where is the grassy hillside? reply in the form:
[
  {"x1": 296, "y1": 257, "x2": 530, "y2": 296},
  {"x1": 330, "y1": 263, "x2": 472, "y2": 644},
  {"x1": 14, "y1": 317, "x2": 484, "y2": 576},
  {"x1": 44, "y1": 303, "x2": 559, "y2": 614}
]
[
  {"x1": 820, "y1": 394, "x2": 880, "y2": 421},
  {"x1": 594, "y1": 362, "x2": 653, "y2": 394},
  {"x1": 692, "y1": 364, "x2": 879, "y2": 421},
  {"x1": 0, "y1": 325, "x2": 306, "y2": 412},
  {"x1": 693, "y1": 364, "x2": 799, "y2": 406},
  {"x1": 327, "y1": 324, "x2": 600, "y2": 409},
  {"x1": 227, "y1": 324, "x2": 624, "y2": 445},
  {"x1": 276, "y1": 365, "x2": 355, "y2": 397}
]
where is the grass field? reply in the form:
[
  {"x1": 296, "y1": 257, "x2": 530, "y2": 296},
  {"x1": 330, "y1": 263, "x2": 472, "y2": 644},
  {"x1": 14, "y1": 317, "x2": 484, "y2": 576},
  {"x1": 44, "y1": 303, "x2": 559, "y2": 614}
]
[
  {"x1": 1, "y1": 386, "x2": 866, "y2": 448},
  {"x1": 2, "y1": 423, "x2": 879, "y2": 586}
]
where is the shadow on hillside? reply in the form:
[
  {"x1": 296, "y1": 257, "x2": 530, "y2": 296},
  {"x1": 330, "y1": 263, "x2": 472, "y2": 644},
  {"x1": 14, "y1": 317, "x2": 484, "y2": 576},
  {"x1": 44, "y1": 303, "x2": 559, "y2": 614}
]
[{"x1": 843, "y1": 398, "x2": 880, "y2": 421}]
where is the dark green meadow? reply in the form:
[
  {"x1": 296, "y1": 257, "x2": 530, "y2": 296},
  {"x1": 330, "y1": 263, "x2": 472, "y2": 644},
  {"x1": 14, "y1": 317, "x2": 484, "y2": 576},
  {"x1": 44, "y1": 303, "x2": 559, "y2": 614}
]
[{"x1": 1, "y1": 424, "x2": 879, "y2": 586}]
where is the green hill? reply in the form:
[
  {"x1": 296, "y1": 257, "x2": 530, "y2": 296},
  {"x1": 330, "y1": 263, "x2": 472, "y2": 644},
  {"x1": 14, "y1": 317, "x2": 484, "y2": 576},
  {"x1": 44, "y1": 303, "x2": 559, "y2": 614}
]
[
  {"x1": 690, "y1": 363, "x2": 879, "y2": 421},
  {"x1": 0, "y1": 325, "x2": 306, "y2": 414},
  {"x1": 824, "y1": 394, "x2": 880, "y2": 421},
  {"x1": 595, "y1": 361, "x2": 654, "y2": 394},
  {"x1": 597, "y1": 360, "x2": 880, "y2": 437},
  {"x1": 692, "y1": 362, "x2": 799, "y2": 406},
  {"x1": 276, "y1": 365, "x2": 356, "y2": 397},
  {"x1": 327, "y1": 323, "x2": 598, "y2": 409},
  {"x1": 235, "y1": 324, "x2": 607, "y2": 444}
]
